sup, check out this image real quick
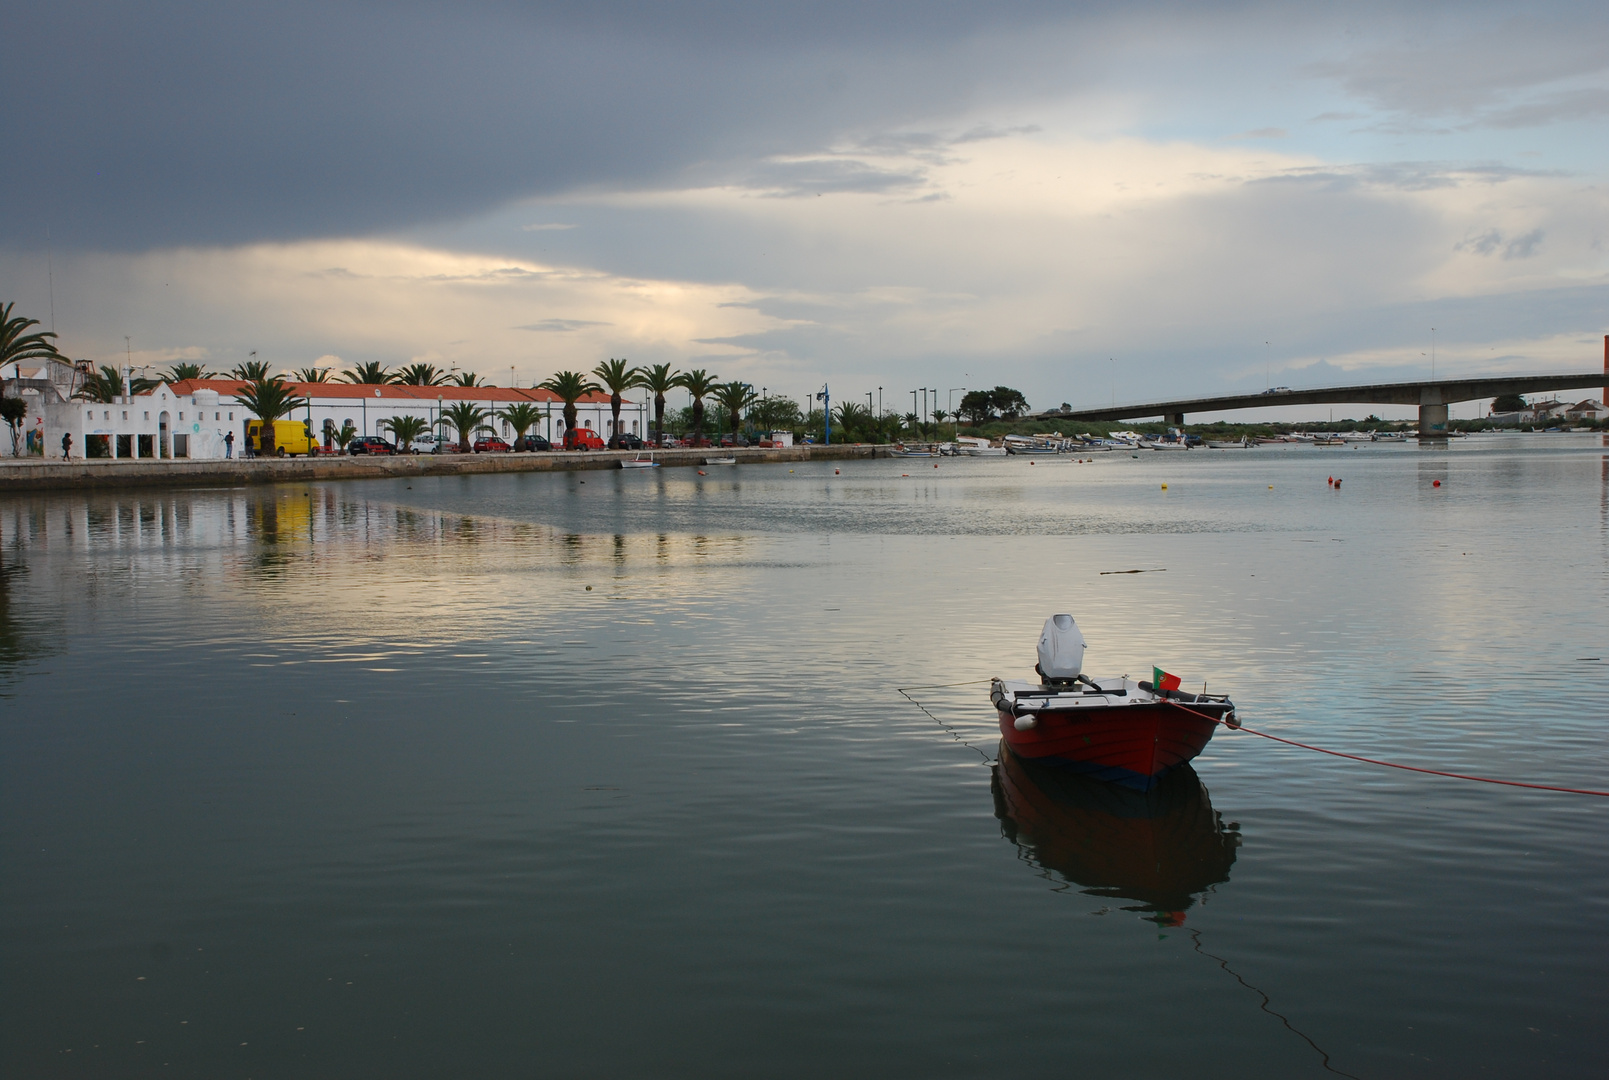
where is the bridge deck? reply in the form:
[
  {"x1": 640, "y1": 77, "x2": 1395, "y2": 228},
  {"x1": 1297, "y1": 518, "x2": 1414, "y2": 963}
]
[{"x1": 1059, "y1": 372, "x2": 1606, "y2": 423}]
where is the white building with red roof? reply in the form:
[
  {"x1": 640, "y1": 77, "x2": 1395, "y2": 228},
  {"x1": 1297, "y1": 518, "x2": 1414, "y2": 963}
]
[{"x1": 31, "y1": 378, "x2": 638, "y2": 460}]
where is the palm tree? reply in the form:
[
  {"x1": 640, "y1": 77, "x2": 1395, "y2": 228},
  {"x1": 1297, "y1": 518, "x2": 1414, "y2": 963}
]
[
  {"x1": 295, "y1": 366, "x2": 333, "y2": 382},
  {"x1": 633, "y1": 363, "x2": 679, "y2": 446},
  {"x1": 675, "y1": 369, "x2": 719, "y2": 447},
  {"x1": 538, "y1": 370, "x2": 603, "y2": 443},
  {"x1": 592, "y1": 358, "x2": 641, "y2": 448},
  {"x1": 332, "y1": 421, "x2": 358, "y2": 452},
  {"x1": 232, "y1": 359, "x2": 272, "y2": 380},
  {"x1": 714, "y1": 381, "x2": 758, "y2": 444},
  {"x1": 1, "y1": 302, "x2": 70, "y2": 370},
  {"x1": 833, "y1": 401, "x2": 870, "y2": 442},
  {"x1": 499, "y1": 402, "x2": 545, "y2": 447},
  {"x1": 235, "y1": 377, "x2": 308, "y2": 457},
  {"x1": 381, "y1": 414, "x2": 429, "y2": 452},
  {"x1": 162, "y1": 362, "x2": 214, "y2": 383},
  {"x1": 394, "y1": 363, "x2": 448, "y2": 386},
  {"x1": 441, "y1": 401, "x2": 494, "y2": 451},
  {"x1": 340, "y1": 361, "x2": 392, "y2": 384},
  {"x1": 1, "y1": 392, "x2": 27, "y2": 455},
  {"x1": 73, "y1": 364, "x2": 156, "y2": 403},
  {"x1": 448, "y1": 371, "x2": 484, "y2": 387}
]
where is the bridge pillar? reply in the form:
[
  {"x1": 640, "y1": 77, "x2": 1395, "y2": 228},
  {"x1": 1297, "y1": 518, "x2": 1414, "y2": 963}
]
[
  {"x1": 1166, "y1": 412, "x2": 1185, "y2": 426},
  {"x1": 1418, "y1": 403, "x2": 1448, "y2": 438}
]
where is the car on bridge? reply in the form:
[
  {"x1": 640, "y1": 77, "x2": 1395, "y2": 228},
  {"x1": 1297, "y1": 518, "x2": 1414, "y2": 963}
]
[{"x1": 1261, "y1": 386, "x2": 1292, "y2": 395}]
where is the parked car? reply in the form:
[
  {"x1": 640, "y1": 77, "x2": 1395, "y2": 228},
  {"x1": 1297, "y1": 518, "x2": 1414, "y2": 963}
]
[
  {"x1": 718, "y1": 433, "x2": 749, "y2": 447},
  {"x1": 412, "y1": 433, "x2": 451, "y2": 453},
  {"x1": 514, "y1": 434, "x2": 552, "y2": 452},
  {"x1": 473, "y1": 436, "x2": 512, "y2": 453},
  {"x1": 563, "y1": 428, "x2": 607, "y2": 451},
  {"x1": 347, "y1": 436, "x2": 397, "y2": 455},
  {"x1": 614, "y1": 432, "x2": 645, "y2": 450},
  {"x1": 658, "y1": 435, "x2": 683, "y2": 448}
]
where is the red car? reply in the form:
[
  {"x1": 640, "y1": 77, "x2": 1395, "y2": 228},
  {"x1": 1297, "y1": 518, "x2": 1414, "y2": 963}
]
[
  {"x1": 563, "y1": 428, "x2": 606, "y2": 451},
  {"x1": 472, "y1": 436, "x2": 511, "y2": 453}
]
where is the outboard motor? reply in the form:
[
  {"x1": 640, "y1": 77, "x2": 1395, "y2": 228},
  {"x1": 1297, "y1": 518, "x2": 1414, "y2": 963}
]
[{"x1": 1035, "y1": 614, "x2": 1086, "y2": 685}]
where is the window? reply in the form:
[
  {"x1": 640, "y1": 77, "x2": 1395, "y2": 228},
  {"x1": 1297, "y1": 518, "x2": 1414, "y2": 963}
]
[
  {"x1": 143, "y1": 411, "x2": 150, "y2": 420},
  {"x1": 228, "y1": 412, "x2": 234, "y2": 420},
  {"x1": 122, "y1": 411, "x2": 128, "y2": 420},
  {"x1": 178, "y1": 412, "x2": 184, "y2": 420}
]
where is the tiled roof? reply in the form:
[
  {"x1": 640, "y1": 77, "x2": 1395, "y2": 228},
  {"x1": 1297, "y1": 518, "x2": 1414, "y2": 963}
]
[{"x1": 154, "y1": 379, "x2": 626, "y2": 405}]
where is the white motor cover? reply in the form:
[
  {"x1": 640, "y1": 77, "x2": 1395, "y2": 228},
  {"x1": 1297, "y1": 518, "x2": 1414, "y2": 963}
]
[{"x1": 1036, "y1": 614, "x2": 1086, "y2": 681}]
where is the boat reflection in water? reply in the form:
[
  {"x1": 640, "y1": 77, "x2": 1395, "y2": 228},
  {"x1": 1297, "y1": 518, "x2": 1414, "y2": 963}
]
[{"x1": 992, "y1": 741, "x2": 1240, "y2": 925}]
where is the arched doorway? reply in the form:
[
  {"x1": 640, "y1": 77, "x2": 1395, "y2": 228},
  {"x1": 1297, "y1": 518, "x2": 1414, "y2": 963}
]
[{"x1": 158, "y1": 411, "x2": 171, "y2": 458}]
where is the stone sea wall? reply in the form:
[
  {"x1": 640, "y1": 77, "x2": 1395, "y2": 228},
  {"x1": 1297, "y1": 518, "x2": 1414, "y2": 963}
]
[{"x1": 0, "y1": 444, "x2": 887, "y2": 493}]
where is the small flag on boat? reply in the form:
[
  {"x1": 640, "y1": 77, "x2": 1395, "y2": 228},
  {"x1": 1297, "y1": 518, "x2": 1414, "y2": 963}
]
[{"x1": 1152, "y1": 666, "x2": 1182, "y2": 691}]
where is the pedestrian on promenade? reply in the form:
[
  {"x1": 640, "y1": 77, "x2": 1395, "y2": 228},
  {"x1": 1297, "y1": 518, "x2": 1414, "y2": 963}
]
[
  {"x1": 61, "y1": 432, "x2": 72, "y2": 460},
  {"x1": 225, "y1": 430, "x2": 234, "y2": 458}
]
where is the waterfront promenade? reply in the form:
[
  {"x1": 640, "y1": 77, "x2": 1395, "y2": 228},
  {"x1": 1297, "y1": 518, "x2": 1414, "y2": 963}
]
[{"x1": 0, "y1": 444, "x2": 886, "y2": 493}]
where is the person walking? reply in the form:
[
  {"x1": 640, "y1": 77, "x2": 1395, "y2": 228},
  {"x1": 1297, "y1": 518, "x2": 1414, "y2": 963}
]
[
  {"x1": 225, "y1": 430, "x2": 235, "y2": 458},
  {"x1": 61, "y1": 432, "x2": 72, "y2": 460}
]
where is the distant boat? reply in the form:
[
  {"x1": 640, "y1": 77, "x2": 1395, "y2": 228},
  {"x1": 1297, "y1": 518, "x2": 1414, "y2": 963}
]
[
  {"x1": 954, "y1": 435, "x2": 1007, "y2": 457},
  {"x1": 703, "y1": 455, "x2": 737, "y2": 465},
  {"x1": 890, "y1": 446, "x2": 934, "y2": 458},
  {"x1": 1206, "y1": 437, "x2": 1251, "y2": 448},
  {"x1": 620, "y1": 452, "x2": 660, "y2": 468}
]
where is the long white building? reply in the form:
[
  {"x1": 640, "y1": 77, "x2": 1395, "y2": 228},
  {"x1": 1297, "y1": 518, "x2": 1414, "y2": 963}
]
[{"x1": 19, "y1": 376, "x2": 642, "y2": 460}]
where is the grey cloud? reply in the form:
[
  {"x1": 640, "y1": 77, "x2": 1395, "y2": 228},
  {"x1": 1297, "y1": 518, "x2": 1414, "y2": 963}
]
[
  {"x1": 516, "y1": 319, "x2": 612, "y2": 332},
  {"x1": 1503, "y1": 229, "x2": 1545, "y2": 259},
  {"x1": 739, "y1": 158, "x2": 928, "y2": 198},
  {"x1": 1480, "y1": 87, "x2": 1609, "y2": 129},
  {"x1": 1310, "y1": 9, "x2": 1609, "y2": 125},
  {"x1": 1454, "y1": 227, "x2": 1546, "y2": 259},
  {"x1": 5, "y1": 0, "x2": 1116, "y2": 252},
  {"x1": 1229, "y1": 127, "x2": 1288, "y2": 139}
]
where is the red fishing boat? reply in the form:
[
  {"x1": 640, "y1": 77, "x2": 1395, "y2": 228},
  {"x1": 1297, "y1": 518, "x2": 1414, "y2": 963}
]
[{"x1": 991, "y1": 615, "x2": 1237, "y2": 790}]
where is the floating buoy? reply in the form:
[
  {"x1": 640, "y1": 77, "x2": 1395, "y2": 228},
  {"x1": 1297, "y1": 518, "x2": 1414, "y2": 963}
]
[
  {"x1": 1161, "y1": 483, "x2": 1168, "y2": 490},
  {"x1": 1268, "y1": 484, "x2": 1274, "y2": 489},
  {"x1": 934, "y1": 463, "x2": 939, "y2": 468},
  {"x1": 1334, "y1": 478, "x2": 1341, "y2": 487},
  {"x1": 834, "y1": 468, "x2": 840, "y2": 474},
  {"x1": 1327, "y1": 476, "x2": 1334, "y2": 486},
  {"x1": 697, "y1": 470, "x2": 706, "y2": 475},
  {"x1": 901, "y1": 473, "x2": 909, "y2": 477},
  {"x1": 1432, "y1": 479, "x2": 1441, "y2": 487},
  {"x1": 585, "y1": 585, "x2": 592, "y2": 591}
]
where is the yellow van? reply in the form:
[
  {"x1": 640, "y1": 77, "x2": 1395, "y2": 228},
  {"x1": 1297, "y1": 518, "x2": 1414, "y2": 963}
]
[{"x1": 247, "y1": 419, "x2": 322, "y2": 457}]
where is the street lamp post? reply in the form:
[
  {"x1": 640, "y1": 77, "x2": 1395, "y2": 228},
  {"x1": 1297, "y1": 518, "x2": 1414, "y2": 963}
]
[{"x1": 816, "y1": 384, "x2": 831, "y2": 445}]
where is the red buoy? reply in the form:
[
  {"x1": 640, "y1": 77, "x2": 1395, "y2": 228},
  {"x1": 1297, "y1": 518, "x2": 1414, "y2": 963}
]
[{"x1": 1433, "y1": 479, "x2": 1441, "y2": 487}]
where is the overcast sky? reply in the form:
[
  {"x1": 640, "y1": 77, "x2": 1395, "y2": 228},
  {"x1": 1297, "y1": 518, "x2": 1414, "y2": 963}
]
[{"x1": 4, "y1": 1, "x2": 1607, "y2": 418}]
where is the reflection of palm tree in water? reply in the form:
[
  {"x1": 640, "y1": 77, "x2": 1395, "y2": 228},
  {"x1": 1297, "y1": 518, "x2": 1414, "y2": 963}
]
[
  {"x1": 993, "y1": 744, "x2": 1357, "y2": 1079},
  {"x1": 0, "y1": 554, "x2": 59, "y2": 691}
]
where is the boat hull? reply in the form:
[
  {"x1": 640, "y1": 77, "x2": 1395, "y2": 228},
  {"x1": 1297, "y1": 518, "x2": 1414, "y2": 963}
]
[{"x1": 997, "y1": 700, "x2": 1226, "y2": 790}]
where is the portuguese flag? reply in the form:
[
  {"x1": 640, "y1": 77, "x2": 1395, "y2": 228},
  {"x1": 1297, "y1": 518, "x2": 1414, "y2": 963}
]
[{"x1": 1152, "y1": 666, "x2": 1182, "y2": 692}]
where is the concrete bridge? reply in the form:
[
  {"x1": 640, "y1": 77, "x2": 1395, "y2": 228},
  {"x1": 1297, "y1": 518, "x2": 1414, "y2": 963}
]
[{"x1": 1058, "y1": 368, "x2": 1609, "y2": 436}]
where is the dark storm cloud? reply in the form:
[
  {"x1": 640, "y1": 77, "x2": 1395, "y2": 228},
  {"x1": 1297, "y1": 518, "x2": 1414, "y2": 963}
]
[{"x1": 6, "y1": 0, "x2": 1113, "y2": 251}]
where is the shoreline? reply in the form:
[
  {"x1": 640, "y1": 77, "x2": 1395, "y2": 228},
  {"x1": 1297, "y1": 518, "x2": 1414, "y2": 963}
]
[{"x1": 0, "y1": 444, "x2": 888, "y2": 494}]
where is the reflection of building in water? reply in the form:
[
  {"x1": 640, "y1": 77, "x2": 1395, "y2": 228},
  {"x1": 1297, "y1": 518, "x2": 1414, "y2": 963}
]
[{"x1": 992, "y1": 743, "x2": 1238, "y2": 922}]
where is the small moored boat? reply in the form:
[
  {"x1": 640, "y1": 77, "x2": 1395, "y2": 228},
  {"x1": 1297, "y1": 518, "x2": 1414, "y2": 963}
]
[
  {"x1": 703, "y1": 456, "x2": 737, "y2": 465},
  {"x1": 620, "y1": 453, "x2": 660, "y2": 468},
  {"x1": 991, "y1": 615, "x2": 1236, "y2": 790}
]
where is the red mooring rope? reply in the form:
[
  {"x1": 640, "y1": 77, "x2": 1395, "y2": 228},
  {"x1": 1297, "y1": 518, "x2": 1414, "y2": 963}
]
[{"x1": 1166, "y1": 701, "x2": 1609, "y2": 798}]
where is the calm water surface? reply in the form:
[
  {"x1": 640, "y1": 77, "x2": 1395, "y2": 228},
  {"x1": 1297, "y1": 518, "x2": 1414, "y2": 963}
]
[{"x1": 3, "y1": 435, "x2": 1607, "y2": 1078}]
